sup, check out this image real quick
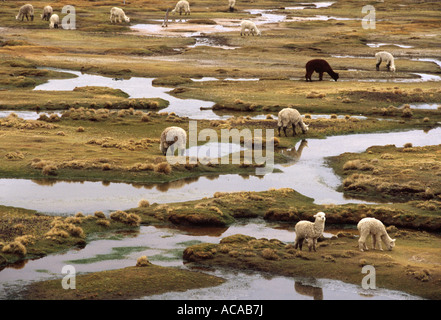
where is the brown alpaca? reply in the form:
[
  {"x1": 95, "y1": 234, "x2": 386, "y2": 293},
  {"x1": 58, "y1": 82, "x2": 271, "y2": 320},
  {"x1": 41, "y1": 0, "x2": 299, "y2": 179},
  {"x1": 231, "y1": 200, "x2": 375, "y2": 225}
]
[{"x1": 305, "y1": 59, "x2": 339, "y2": 82}]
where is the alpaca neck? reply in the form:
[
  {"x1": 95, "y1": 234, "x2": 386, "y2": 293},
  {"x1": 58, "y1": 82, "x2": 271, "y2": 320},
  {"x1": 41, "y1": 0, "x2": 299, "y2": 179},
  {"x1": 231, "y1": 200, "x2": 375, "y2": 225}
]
[
  {"x1": 299, "y1": 120, "x2": 307, "y2": 131},
  {"x1": 313, "y1": 221, "x2": 325, "y2": 236}
]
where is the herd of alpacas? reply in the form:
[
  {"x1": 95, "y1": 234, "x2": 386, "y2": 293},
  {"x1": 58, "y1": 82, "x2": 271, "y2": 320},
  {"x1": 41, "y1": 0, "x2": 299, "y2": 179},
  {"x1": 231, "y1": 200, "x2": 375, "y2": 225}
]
[
  {"x1": 14, "y1": 2, "x2": 397, "y2": 80},
  {"x1": 293, "y1": 212, "x2": 396, "y2": 252},
  {"x1": 14, "y1": 2, "x2": 400, "y2": 254}
]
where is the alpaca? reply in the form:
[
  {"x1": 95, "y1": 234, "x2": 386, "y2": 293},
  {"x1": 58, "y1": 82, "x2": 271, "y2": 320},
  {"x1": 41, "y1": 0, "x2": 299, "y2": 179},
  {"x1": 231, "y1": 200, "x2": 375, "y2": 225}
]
[
  {"x1": 171, "y1": 0, "x2": 190, "y2": 15},
  {"x1": 240, "y1": 20, "x2": 261, "y2": 36},
  {"x1": 41, "y1": 5, "x2": 53, "y2": 21},
  {"x1": 305, "y1": 59, "x2": 339, "y2": 82},
  {"x1": 294, "y1": 212, "x2": 326, "y2": 252},
  {"x1": 110, "y1": 7, "x2": 130, "y2": 24},
  {"x1": 375, "y1": 51, "x2": 396, "y2": 72},
  {"x1": 277, "y1": 108, "x2": 309, "y2": 137},
  {"x1": 16, "y1": 4, "x2": 34, "y2": 21},
  {"x1": 49, "y1": 14, "x2": 59, "y2": 29},
  {"x1": 357, "y1": 217, "x2": 396, "y2": 252},
  {"x1": 160, "y1": 126, "x2": 187, "y2": 156},
  {"x1": 228, "y1": 0, "x2": 236, "y2": 12}
]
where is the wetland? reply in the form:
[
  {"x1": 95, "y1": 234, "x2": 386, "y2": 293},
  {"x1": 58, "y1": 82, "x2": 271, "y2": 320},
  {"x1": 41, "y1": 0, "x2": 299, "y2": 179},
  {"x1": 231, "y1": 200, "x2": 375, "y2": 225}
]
[{"x1": 0, "y1": 0, "x2": 441, "y2": 301}]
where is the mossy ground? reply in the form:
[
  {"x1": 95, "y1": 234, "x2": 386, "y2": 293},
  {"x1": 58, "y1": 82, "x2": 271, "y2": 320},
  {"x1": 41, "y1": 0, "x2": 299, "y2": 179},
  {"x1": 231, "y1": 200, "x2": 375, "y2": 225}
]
[
  {"x1": 23, "y1": 262, "x2": 225, "y2": 300},
  {"x1": 328, "y1": 144, "x2": 441, "y2": 202}
]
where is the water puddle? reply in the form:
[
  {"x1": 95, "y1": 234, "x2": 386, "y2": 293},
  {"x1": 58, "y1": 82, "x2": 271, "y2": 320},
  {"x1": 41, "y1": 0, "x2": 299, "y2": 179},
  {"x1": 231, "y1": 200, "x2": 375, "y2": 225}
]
[
  {"x1": 147, "y1": 269, "x2": 420, "y2": 300},
  {"x1": 399, "y1": 103, "x2": 440, "y2": 110},
  {"x1": 188, "y1": 37, "x2": 238, "y2": 50},
  {"x1": 285, "y1": 2, "x2": 335, "y2": 10},
  {"x1": 366, "y1": 43, "x2": 414, "y2": 49},
  {"x1": 33, "y1": 68, "x2": 221, "y2": 120}
]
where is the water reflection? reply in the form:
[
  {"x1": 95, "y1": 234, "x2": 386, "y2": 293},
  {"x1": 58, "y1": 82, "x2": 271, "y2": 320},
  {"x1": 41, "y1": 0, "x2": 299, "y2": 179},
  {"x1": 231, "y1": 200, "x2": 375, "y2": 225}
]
[
  {"x1": 280, "y1": 139, "x2": 308, "y2": 167},
  {"x1": 294, "y1": 280, "x2": 324, "y2": 300}
]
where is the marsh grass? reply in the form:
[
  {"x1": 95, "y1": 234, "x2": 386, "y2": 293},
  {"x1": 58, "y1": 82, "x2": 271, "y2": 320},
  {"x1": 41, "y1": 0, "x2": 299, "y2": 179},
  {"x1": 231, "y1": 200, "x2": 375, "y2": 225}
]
[
  {"x1": 0, "y1": 205, "x2": 136, "y2": 267},
  {"x1": 329, "y1": 144, "x2": 441, "y2": 202}
]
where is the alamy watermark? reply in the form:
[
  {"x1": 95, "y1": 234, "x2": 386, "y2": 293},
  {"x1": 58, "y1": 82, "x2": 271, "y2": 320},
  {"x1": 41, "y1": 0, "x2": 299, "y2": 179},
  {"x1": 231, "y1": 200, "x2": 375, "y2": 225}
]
[
  {"x1": 61, "y1": 265, "x2": 76, "y2": 290},
  {"x1": 361, "y1": 265, "x2": 376, "y2": 290},
  {"x1": 164, "y1": 121, "x2": 275, "y2": 176},
  {"x1": 362, "y1": 5, "x2": 376, "y2": 30}
]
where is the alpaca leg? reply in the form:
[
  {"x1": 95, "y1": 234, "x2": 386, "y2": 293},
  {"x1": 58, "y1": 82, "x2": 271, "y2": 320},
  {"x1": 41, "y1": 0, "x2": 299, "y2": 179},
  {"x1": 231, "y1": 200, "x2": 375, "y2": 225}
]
[
  {"x1": 376, "y1": 59, "x2": 381, "y2": 71},
  {"x1": 283, "y1": 127, "x2": 287, "y2": 137},
  {"x1": 294, "y1": 237, "x2": 303, "y2": 250},
  {"x1": 359, "y1": 232, "x2": 368, "y2": 251},
  {"x1": 278, "y1": 127, "x2": 281, "y2": 137},
  {"x1": 375, "y1": 234, "x2": 383, "y2": 250},
  {"x1": 319, "y1": 72, "x2": 323, "y2": 81},
  {"x1": 371, "y1": 234, "x2": 376, "y2": 250},
  {"x1": 312, "y1": 239, "x2": 317, "y2": 252},
  {"x1": 298, "y1": 238, "x2": 304, "y2": 250},
  {"x1": 305, "y1": 71, "x2": 312, "y2": 82},
  {"x1": 386, "y1": 62, "x2": 391, "y2": 71},
  {"x1": 292, "y1": 124, "x2": 297, "y2": 136},
  {"x1": 358, "y1": 239, "x2": 365, "y2": 251}
]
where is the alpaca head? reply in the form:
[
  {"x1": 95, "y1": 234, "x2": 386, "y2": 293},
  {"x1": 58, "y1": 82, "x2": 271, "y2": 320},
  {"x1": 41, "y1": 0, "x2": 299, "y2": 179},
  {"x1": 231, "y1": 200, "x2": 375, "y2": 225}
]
[
  {"x1": 390, "y1": 66, "x2": 396, "y2": 72},
  {"x1": 386, "y1": 238, "x2": 396, "y2": 250},
  {"x1": 302, "y1": 123, "x2": 309, "y2": 134},
  {"x1": 313, "y1": 211, "x2": 326, "y2": 223},
  {"x1": 333, "y1": 73, "x2": 339, "y2": 81},
  {"x1": 124, "y1": 16, "x2": 130, "y2": 23}
]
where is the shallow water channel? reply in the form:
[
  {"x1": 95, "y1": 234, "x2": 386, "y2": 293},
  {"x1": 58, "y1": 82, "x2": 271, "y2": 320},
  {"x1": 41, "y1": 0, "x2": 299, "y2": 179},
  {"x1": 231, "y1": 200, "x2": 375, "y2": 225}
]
[{"x1": 1, "y1": 67, "x2": 438, "y2": 299}]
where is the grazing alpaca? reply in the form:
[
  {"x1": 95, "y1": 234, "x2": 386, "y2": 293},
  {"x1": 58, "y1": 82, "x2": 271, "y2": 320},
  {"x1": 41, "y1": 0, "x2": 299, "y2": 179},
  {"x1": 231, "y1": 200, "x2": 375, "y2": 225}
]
[
  {"x1": 375, "y1": 51, "x2": 396, "y2": 72},
  {"x1": 277, "y1": 108, "x2": 309, "y2": 137},
  {"x1": 305, "y1": 59, "x2": 339, "y2": 82}
]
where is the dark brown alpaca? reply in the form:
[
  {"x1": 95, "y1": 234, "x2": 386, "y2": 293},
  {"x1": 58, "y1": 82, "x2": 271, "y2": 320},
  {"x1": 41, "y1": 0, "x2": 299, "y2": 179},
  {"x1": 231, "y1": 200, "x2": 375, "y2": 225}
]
[{"x1": 305, "y1": 59, "x2": 339, "y2": 82}]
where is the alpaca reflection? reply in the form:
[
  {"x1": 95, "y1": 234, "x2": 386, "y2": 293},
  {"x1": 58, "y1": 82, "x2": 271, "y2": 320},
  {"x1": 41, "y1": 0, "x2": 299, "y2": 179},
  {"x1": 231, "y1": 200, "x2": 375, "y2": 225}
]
[
  {"x1": 280, "y1": 139, "x2": 308, "y2": 167},
  {"x1": 294, "y1": 280, "x2": 324, "y2": 300}
]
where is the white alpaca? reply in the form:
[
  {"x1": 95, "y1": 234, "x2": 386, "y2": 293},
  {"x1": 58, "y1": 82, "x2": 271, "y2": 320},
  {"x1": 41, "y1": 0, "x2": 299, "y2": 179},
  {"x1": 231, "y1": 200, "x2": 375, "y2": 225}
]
[
  {"x1": 160, "y1": 127, "x2": 187, "y2": 156},
  {"x1": 171, "y1": 0, "x2": 191, "y2": 15},
  {"x1": 49, "y1": 14, "x2": 59, "y2": 29},
  {"x1": 240, "y1": 20, "x2": 261, "y2": 36},
  {"x1": 41, "y1": 5, "x2": 53, "y2": 21},
  {"x1": 16, "y1": 4, "x2": 34, "y2": 21},
  {"x1": 294, "y1": 212, "x2": 326, "y2": 252},
  {"x1": 277, "y1": 108, "x2": 309, "y2": 137},
  {"x1": 228, "y1": 0, "x2": 236, "y2": 12},
  {"x1": 375, "y1": 51, "x2": 396, "y2": 72},
  {"x1": 110, "y1": 7, "x2": 130, "y2": 24},
  {"x1": 357, "y1": 217, "x2": 396, "y2": 252}
]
